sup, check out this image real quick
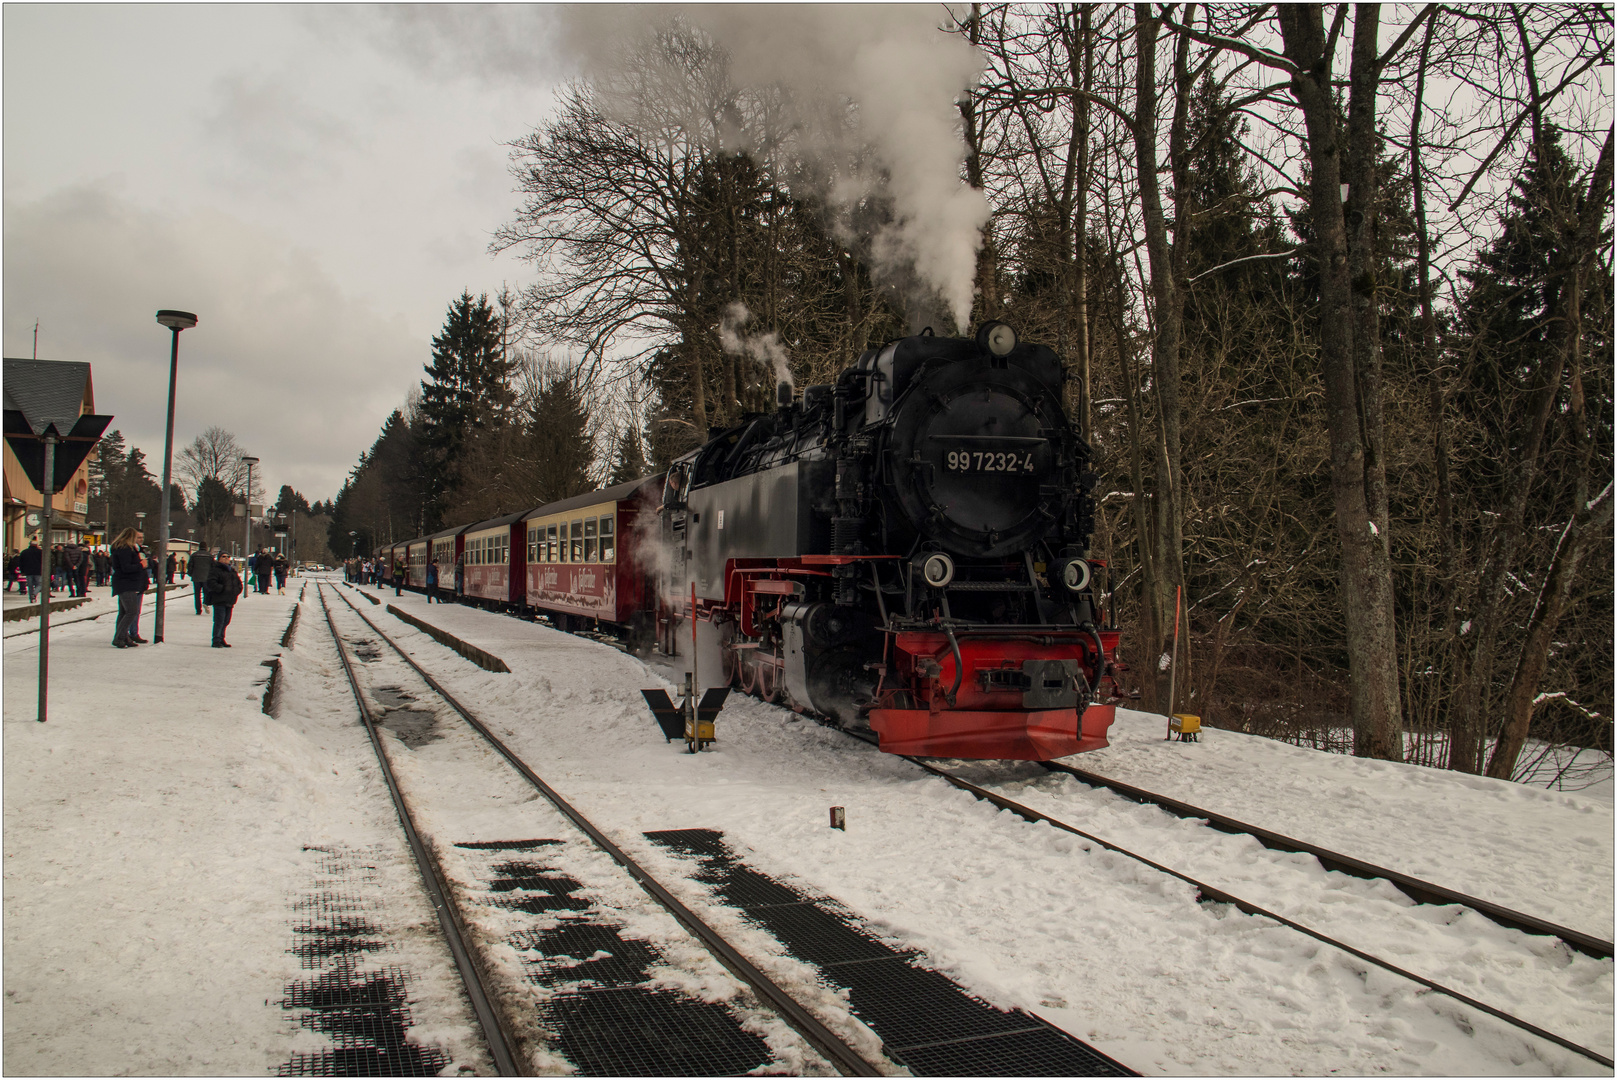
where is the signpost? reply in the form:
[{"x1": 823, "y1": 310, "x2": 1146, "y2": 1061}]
[{"x1": 3, "y1": 402, "x2": 113, "y2": 723}]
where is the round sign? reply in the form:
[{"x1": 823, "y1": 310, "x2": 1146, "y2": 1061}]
[{"x1": 25, "y1": 512, "x2": 39, "y2": 527}]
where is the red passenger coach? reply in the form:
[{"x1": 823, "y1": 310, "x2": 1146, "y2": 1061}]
[
  {"x1": 461, "y1": 511, "x2": 529, "y2": 608},
  {"x1": 523, "y1": 476, "x2": 661, "y2": 636}
]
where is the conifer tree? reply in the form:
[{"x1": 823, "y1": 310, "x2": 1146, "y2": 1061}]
[
  {"x1": 609, "y1": 423, "x2": 649, "y2": 486},
  {"x1": 419, "y1": 292, "x2": 512, "y2": 521},
  {"x1": 526, "y1": 364, "x2": 596, "y2": 504}
]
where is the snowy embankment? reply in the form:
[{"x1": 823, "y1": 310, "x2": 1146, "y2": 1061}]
[{"x1": 3, "y1": 578, "x2": 1611, "y2": 1075}]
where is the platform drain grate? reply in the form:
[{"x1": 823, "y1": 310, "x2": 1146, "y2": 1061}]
[
  {"x1": 456, "y1": 838, "x2": 779, "y2": 1074},
  {"x1": 644, "y1": 829, "x2": 1135, "y2": 1076},
  {"x1": 539, "y1": 986, "x2": 771, "y2": 1076},
  {"x1": 277, "y1": 844, "x2": 451, "y2": 1076}
]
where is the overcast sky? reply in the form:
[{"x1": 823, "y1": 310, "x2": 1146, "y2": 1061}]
[{"x1": 4, "y1": 4, "x2": 568, "y2": 504}]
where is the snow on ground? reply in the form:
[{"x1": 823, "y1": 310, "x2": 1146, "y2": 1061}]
[{"x1": 3, "y1": 576, "x2": 1612, "y2": 1076}]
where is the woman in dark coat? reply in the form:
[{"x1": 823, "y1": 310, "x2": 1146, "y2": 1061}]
[
  {"x1": 109, "y1": 527, "x2": 149, "y2": 647},
  {"x1": 204, "y1": 553, "x2": 244, "y2": 647},
  {"x1": 273, "y1": 552, "x2": 289, "y2": 594}
]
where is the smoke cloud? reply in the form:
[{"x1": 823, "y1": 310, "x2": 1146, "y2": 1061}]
[
  {"x1": 718, "y1": 301, "x2": 793, "y2": 394},
  {"x1": 556, "y1": 5, "x2": 989, "y2": 333}
]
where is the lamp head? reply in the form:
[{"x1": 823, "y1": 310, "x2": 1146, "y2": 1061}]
[{"x1": 155, "y1": 310, "x2": 198, "y2": 330}]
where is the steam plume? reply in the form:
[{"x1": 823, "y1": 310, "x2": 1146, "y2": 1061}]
[{"x1": 558, "y1": 5, "x2": 989, "y2": 332}]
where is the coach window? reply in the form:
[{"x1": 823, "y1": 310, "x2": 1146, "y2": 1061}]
[
  {"x1": 584, "y1": 517, "x2": 598, "y2": 562},
  {"x1": 571, "y1": 519, "x2": 584, "y2": 562},
  {"x1": 545, "y1": 523, "x2": 557, "y2": 562},
  {"x1": 600, "y1": 515, "x2": 615, "y2": 562}
]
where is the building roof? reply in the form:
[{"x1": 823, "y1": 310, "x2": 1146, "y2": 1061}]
[{"x1": 3, "y1": 359, "x2": 92, "y2": 436}]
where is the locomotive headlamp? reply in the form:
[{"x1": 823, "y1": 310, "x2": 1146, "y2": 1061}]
[
  {"x1": 976, "y1": 321, "x2": 1019, "y2": 357},
  {"x1": 1060, "y1": 557, "x2": 1092, "y2": 593},
  {"x1": 916, "y1": 551, "x2": 955, "y2": 588}
]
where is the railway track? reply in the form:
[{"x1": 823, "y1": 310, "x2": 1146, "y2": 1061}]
[
  {"x1": 311, "y1": 586, "x2": 1609, "y2": 1070},
  {"x1": 894, "y1": 750, "x2": 1613, "y2": 1070},
  {"x1": 312, "y1": 581, "x2": 882, "y2": 1075}
]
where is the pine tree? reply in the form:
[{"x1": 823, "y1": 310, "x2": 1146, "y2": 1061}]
[
  {"x1": 275, "y1": 485, "x2": 312, "y2": 515},
  {"x1": 609, "y1": 423, "x2": 649, "y2": 486},
  {"x1": 526, "y1": 365, "x2": 595, "y2": 503},
  {"x1": 419, "y1": 292, "x2": 512, "y2": 521}
]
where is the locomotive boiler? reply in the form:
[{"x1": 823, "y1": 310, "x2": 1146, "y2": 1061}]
[{"x1": 662, "y1": 321, "x2": 1122, "y2": 760}]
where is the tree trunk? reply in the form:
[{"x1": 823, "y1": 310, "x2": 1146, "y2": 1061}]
[
  {"x1": 1133, "y1": 4, "x2": 1185, "y2": 706},
  {"x1": 1278, "y1": 3, "x2": 1404, "y2": 760}
]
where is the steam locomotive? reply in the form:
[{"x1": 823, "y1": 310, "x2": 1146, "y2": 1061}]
[{"x1": 378, "y1": 322, "x2": 1123, "y2": 761}]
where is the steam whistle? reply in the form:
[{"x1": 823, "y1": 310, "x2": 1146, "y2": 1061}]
[{"x1": 641, "y1": 674, "x2": 728, "y2": 754}]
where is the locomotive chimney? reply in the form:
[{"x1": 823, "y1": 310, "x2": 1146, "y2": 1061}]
[{"x1": 777, "y1": 381, "x2": 793, "y2": 408}]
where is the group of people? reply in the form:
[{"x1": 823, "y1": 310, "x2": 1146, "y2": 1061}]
[
  {"x1": 3, "y1": 530, "x2": 299, "y2": 649},
  {"x1": 5, "y1": 539, "x2": 107, "y2": 602},
  {"x1": 343, "y1": 554, "x2": 450, "y2": 604},
  {"x1": 5, "y1": 539, "x2": 198, "y2": 604},
  {"x1": 104, "y1": 528, "x2": 243, "y2": 648}
]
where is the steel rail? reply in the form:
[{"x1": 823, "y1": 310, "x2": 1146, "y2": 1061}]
[
  {"x1": 315, "y1": 585, "x2": 522, "y2": 1077},
  {"x1": 1043, "y1": 761, "x2": 1615, "y2": 961},
  {"x1": 904, "y1": 755, "x2": 1613, "y2": 1070},
  {"x1": 327, "y1": 586, "x2": 882, "y2": 1078}
]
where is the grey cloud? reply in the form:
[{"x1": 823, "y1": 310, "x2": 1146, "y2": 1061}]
[
  {"x1": 4, "y1": 184, "x2": 420, "y2": 503},
  {"x1": 202, "y1": 73, "x2": 358, "y2": 191}
]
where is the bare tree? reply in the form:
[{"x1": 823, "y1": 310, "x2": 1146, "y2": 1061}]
[{"x1": 176, "y1": 426, "x2": 253, "y2": 503}]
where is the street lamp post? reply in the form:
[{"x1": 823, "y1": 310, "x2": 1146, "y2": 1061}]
[
  {"x1": 241, "y1": 455, "x2": 259, "y2": 596},
  {"x1": 153, "y1": 310, "x2": 196, "y2": 643}
]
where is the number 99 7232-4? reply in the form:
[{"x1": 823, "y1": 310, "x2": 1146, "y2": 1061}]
[{"x1": 945, "y1": 450, "x2": 1037, "y2": 472}]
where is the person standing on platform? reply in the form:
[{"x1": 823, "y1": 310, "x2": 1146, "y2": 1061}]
[
  {"x1": 165, "y1": 550, "x2": 177, "y2": 584},
  {"x1": 454, "y1": 553, "x2": 464, "y2": 598},
  {"x1": 94, "y1": 546, "x2": 110, "y2": 587},
  {"x1": 4, "y1": 550, "x2": 17, "y2": 593},
  {"x1": 71, "y1": 543, "x2": 91, "y2": 597},
  {"x1": 394, "y1": 555, "x2": 405, "y2": 597},
  {"x1": 110, "y1": 528, "x2": 149, "y2": 648},
  {"x1": 188, "y1": 547, "x2": 214, "y2": 614},
  {"x1": 425, "y1": 558, "x2": 439, "y2": 603},
  {"x1": 18, "y1": 538, "x2": 42, "y2": 602},
  {"x1": 205, "y1": 552, "x2": 243, "y2": 647},
  {"x1": 274, "y1": 552, "x2": 289, "y2": 593}
]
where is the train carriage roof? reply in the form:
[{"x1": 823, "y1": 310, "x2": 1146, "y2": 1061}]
[
  {"x1": 423, "y1": 522, "x2": 474, "y2": 543},
  {"x1": 522, "y1": 474, "x2": 665, "y2": 522},
  {"x1": 462, "y1": 508, "x2": 533, "y2": 536}
]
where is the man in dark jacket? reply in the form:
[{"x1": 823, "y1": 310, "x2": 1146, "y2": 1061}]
[
  {"x1": 93, "y1": 547, "x2": 110, "y2": 587},
  {"x1": 188, "y1": 549, "x2": 215, "y2": 614},
  {"x1": 18, "y1": 538, "x2": 43, "y2": 602},
  {"x1": 68, "y1": 543, "x2": 90, "y2": 597},
  {"x1": 253, "y1": 547, "x2": 272, "y2": 593},
  {"x1": 165, "y1": 550, "x2": 178, "y2": 584},
  {"x1": 204, "y1": 553, "x2": 244, "y2": 647}
]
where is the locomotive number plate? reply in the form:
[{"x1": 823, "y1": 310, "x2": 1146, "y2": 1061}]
[{"x1": 945, "y1": 450, "x2": 1037, "y2": 472}]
